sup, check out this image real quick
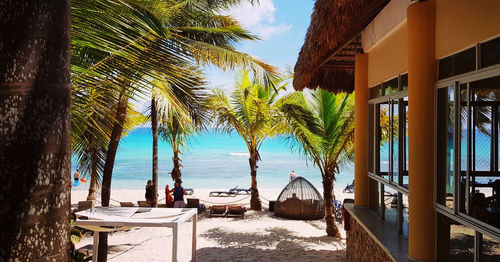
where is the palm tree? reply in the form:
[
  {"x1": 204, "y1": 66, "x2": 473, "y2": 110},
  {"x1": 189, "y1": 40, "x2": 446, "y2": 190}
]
[
  {"x1": 286, "y1": 89, "x2": 355, "y2": 237},
  {"x1": 71, "y1": 1, "x2": 279, "y2": 260},
  {"x1": 207, "y1": 71, "x2": 302, "y2": 210},
  {"x1": 0, "y1": 1, "x2": 71, "y2": 260}
]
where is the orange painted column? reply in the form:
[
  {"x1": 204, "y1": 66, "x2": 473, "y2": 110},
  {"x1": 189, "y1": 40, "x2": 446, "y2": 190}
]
[
  {"x1": 407, "y1": 1, "x2": 436, "y2": 261},
  {"x1": 354, "y1": 53, "x2": 369, "y2": 207}
]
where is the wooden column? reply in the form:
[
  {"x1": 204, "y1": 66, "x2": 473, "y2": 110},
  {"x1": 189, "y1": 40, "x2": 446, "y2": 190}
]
[
  {"x1": 354, "y1": 53, "x2": 369, "y2": 207},
  {"x1": 407, "y1": 1, "x2": 437, "y2": 261}
]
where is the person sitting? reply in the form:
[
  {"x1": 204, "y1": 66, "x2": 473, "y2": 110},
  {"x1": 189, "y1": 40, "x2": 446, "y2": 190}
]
[
  {"x1": 145, "y1": 180, "x2": 154, "y2": 206},
  {"x1": 170, "y1": 182, "x2": 187, "y2": 208},
  {"x1": 289, "y1": 170, "x2": 297, "y2": 181}
]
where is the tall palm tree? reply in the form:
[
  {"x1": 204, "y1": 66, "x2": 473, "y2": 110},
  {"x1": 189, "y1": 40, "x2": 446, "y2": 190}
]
[
  {"x1": 286, "y1": 89, "x2": 355, "y2": 237},
  {"x1": 0, "y1": 1, "x2": 71, "y2": 260},
  {"x1": 207, "y1": 71, "x2": 302, "y2": 210}
]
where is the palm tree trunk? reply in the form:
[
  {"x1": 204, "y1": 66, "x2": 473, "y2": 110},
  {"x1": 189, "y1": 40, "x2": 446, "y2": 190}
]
[
  {"x1": 249, "y1": 153, "x2": 262, "y2": 210},
  {"x1": 98, "y1": 94, "x2": 128, "y2": 262},
  {"x1": 151, "y1": 98, "x2": 158, "y2": 207},
  {"x1": 0, "y1": 1, "x2": 71, "y2": 260},
  {"x1": 87, "y1": 149, "x2": 98, "y2": 201},
  {"x1": 171, "y1": 138, "x2": 182, "y2": 183},
  {"x1": 322, "y1": 176, "x2": 340, "y2": 237}
]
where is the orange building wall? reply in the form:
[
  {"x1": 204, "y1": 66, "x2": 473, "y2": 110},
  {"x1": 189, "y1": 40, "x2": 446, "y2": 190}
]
[
  {"x1": 436, "y1": 0, "x2": 500, "y2": 59},
  {"x1": 367, "y1": 22, "x2": 408, "y2": 87}
]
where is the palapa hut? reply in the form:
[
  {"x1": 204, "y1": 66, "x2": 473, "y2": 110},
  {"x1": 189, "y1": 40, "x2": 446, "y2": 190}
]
[
  {"x1": 295, "y1": 0, "x2": 500, "y2": 261},
  {"x1": 274, "y1": 177, "x2": 324, "y2": 220}
]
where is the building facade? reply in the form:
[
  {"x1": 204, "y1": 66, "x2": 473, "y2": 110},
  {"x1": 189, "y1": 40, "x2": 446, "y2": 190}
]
[{"x1": 294, "y1": 0, "x2": 500, "y2": 261}]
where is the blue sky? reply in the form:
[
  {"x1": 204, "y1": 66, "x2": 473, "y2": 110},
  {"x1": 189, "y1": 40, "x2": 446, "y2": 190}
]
[{"x1": 205, "y1": 0, "x2": 315, "y2": 89}]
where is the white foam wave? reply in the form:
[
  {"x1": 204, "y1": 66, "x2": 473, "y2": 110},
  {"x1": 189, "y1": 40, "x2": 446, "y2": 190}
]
[{"x1": 229, "y1": 152, "x2": 250, "y2": 156}]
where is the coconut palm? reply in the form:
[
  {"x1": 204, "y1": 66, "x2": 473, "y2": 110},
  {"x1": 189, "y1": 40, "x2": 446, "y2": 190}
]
[
  {"x1": 147, "y1": 70, "x2": 207, "y2": 205},
  {"x1": 0, "y1": 1, "x2": 71, "y2": 260},
  {"x1": 207, "y1": 71, "x2": 304, "y2": 210},
  {"x1": 286, "y1": 89, "x2": 355, "y2": 237},
  {"x1": 72, "y1": 1, "x2": 279, "y2": 260}
]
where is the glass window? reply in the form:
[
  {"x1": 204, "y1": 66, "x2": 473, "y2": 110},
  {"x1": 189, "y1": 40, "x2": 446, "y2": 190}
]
[
  {"x1": 378, "y1": 102, "x2": 390, "y2": 180},
  {"x1": 439, "y1": 46, "x2": 476, "y2": 80},
  {"x1": 481, "y1": 234, "x2": 500, "y2": 261},
  {"x1": 370, "y1": 85, "x2": 381, "y2": 99},
  {"x1": 481, "y1": 36, "x2": 500, "y2": 68},
  {"x1": 437, "y1": 86, "x2": 455, "y2": 209},
  {"x1": 403, "y1": 97, "x2": 409, "y2": 188},
  {"x1": 400, "y1": 74, "x2": 408, "y2": 91},
  {"x1": 383, "y1": 77, "x2": 399, "y2": 95},
  {"x1": 391, "y1": 99, "x2": 399, "y2": 184},
  {"x1": 437, "y1": 214, "x2": 475, "y2": 262},
  {"x1": 402, "y1": 194, "x2": 409, "y2": 239},
  {"x1": 383, "y1": 186, "x2": 398, "y2": 230}
]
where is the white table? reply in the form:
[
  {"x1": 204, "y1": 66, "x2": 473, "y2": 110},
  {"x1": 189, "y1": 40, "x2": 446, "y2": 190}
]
[{"x1": 75, "y1": 207, "x2": 197, "y2": 262}]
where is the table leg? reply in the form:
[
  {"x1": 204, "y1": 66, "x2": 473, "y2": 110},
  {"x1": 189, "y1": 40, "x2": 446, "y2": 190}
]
[
  {"x1": 92, "y1": 232, "x2": 99, "y2": 262},
  {"x1": 172, "y1": 225, "x2": 178, "y2": 262},
  {"x1": 192, "y1": 214, "x2": 197, "y2": 262}
]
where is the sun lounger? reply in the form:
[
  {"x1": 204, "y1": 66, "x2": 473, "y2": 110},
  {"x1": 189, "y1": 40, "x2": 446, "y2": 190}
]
[
  {"x1": 77, "y1": 201, "x2": 94, "y2": 211},
  {"x1": 229, "y1": 187, "x2": 251, "y2": 195},
  {"x1": 209, "y1": 205, "x2": 227, "y2": 217},
  {"x1": 226, "y1": 205, "x2": 246, "y2": 218},
  {"x1": 209, "y1": 191, "x2": 236, "y2": 197},
  {"x1": 137, "y1": 201, "x2": 151, "y2": 207},
  {"x1": 185, "y1": 188, "x2": 194, "y2": 195},
  {"x1": 120, "y1": 202, "x2": 135, "y2": 207}
]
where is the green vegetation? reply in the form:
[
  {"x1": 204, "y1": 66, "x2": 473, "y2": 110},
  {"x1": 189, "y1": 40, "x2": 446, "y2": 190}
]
[
  {"x1": 207, "y1": 71, "x2": 307, "y2": 210},
  {"x1": 286, "y1": 89, "x2": 355, "y2": 237}
]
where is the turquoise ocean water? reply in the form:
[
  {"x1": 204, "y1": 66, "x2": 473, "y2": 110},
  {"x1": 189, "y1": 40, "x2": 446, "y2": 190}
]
[{"x1": 71, "y1": 127, "x2": 354, "y2": 191}]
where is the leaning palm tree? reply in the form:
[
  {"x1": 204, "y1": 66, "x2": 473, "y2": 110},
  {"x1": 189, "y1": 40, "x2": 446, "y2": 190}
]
[
  {"x1": 286, "y1": 89, "x2": 355, "y2": 237},
  {"x1": 207, "y1": 71, "x2": 302, "y2": 210}
]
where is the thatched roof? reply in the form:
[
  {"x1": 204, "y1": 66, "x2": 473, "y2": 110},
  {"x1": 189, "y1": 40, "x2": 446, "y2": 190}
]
[{"x1": 294, "y1": 0, "x2": 389, "y2": 92}]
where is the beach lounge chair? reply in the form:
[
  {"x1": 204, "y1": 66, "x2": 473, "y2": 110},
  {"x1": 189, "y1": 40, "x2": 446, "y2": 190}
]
[
  {"x1": 229, "y1": 186, "x2": 251, "y2": 195},
  {"x1": 209, "y1": 205, "x2": 227, "y2": 217},
  {"x1": 209, "y1": 190, "x2": 236, "y2": 197},
  {"x1": 343, "y1": 182, "x2": 354, "y2": 193},
  {"x1": 185, "y1": 188, "x2": 194, "y2": 195},
  {"x1": 226, "y1": 205, "x2": 246, "y2": 218},
  {"x1": 137, "y1": 201, "x2": 151, "y2": 207},
  {"x1": 120, "y1": 202, "x2": 135, "y2": 207},
  {"x1": 77, "y1": 201, "x2": 94, "y2": 211}
]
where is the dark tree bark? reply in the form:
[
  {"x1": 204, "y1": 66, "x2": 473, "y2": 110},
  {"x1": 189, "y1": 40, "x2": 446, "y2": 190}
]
[
  {"x1": 98, "y1": 94, "x2": 128, "y2": 262},
  {"x1": 151, "y1": 98, "x2": 158, "y2": 207},
  {"x1": 0, "y1": 0, "x2": 71, "y2": 260},
  {"x1": 322, "y1": 175, "x2": 340, "y2": 237},
  {"x1": 249, "y1": 152, "x2": 262, "y2": 210},
  {"x1": 170, "y1": 137, "x2": 182, "y2": 183},
  {"x1": 87, "y1": 149, "x2": 98, "y2": 201}
]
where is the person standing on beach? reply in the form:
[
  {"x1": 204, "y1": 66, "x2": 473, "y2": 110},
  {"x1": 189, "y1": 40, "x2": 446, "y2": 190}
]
[
  {"x1": 73, "y1": 169, "x2": 80, "y2": 182},
  {"x1": 165, "y1": 184, "x2": 174, "y2": 207},
  {"x1": 145, "y1": 180, "x2": 154, "y2": 206},
  {"x1": 289, "y1": 170, "x2": 297, "y2": 181},
  {"x1": 170, "y1": 182, "x2": 187, "y2": 208}
]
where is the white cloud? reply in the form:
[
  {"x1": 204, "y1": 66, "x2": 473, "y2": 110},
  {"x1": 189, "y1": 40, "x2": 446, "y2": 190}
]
[{"x1": 225, "y1": 0, "x2": 292, "y2": 39}]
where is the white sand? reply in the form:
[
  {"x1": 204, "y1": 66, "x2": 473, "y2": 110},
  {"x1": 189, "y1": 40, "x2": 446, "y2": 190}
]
[{"x1": 72, "y1": 188, "x2": 352, "y2": 262}]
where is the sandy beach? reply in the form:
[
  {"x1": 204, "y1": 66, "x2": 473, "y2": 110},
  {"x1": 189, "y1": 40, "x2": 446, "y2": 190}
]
[{"x1": 72, "y1": 188, "x2": 352, "y2": 261}]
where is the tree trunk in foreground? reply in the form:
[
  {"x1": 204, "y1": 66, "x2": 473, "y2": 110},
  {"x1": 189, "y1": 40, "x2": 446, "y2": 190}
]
[
  {"x1": 98, "y1": 95, "x2": 128, "y2": 262},
  {"x1": 171, "y1": 138, "x2": 182, "y2": 183},
  {"x1": 151, "y1": 98, "x2": 158, "y2": 207},
  {"x1": 249, "y1": 153, "x2": 262, "y2": 210},
  {"x1": 323, "y1": 176, "x2": 340, "y2": 237},
  {"x1": 87, "y1": 149, "x2": 98, "y2": 201},
  {"x1": 0, "y1": 1, "x2": 71, "y2": 260}
]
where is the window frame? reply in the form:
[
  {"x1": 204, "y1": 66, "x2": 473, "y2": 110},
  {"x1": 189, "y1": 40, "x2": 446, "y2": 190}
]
[{"x1": 435, "y1": 65, "x2": 500, "y2": 242}]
